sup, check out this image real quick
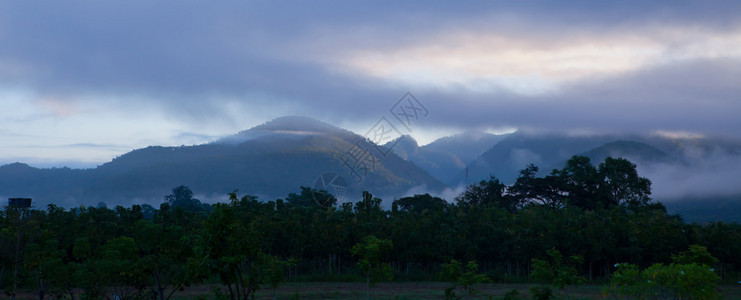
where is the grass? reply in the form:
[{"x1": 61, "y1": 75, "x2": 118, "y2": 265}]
[
  {"x1": 167, "y1": 282, "x2": 741, "y2": 299},
  {"x1": 11, "y1": 282, "x2": 741, "y2": 299}
]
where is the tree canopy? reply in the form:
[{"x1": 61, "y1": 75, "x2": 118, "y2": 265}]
[{"x1": 0, "y1": 156, "x2": 738, "y2": 299}]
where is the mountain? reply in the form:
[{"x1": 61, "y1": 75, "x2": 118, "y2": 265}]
[
  {"x1": 663, "y1": 195, "x2": 741, "y2": 223},
  {"x1": 459, "y1": 131, "x2": 741, "y2": 184},
  {"x1": 453, "y1": 131, "x2": 741, "y2": 222},
  {"x1": 383, "y1": 131, "x2": 508, "y2": 184},
  {"x1": 0, "y1": 116, "x2": 445, "y2": 208},
  {"x1": 3, "y1": 116, "x2": 740, "y2": 223},
  {"x1": 539, "y1": 140, "x2": 677, "y2": 172},
  {"x1": 217, "y1": 116, "x2": 353, "y2": 144},
  {"x1": 578, "y1": 140, "x2": 672, "y2": 165},
  {"x1": 461, "y1": 131, "x2": 620, "y2": 184},
  {"x1": 424, "y1": 131, "x2": 509, "y2": 165},
  {"x1": 383, "y1": 135, "x2": 465, "y2": 185}
]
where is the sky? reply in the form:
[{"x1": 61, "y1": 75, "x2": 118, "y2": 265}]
[{"x1": 1, "y1": 1, "x2": 741, "y2": 168}]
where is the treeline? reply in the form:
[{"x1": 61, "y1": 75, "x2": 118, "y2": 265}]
[{"x1": 1, "y1": 156, "x2": 740, "y2": 299}]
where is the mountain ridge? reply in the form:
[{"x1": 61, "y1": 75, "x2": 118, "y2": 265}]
[
  {"x1": 2, "y1": 116, "x2": 741, "y2": 224},
  {"x1": 0, "y1": 116, "x2": 445, "y2": 208},
  {"x1": 383, "y1": 131, "x2": 509, "y2": 184}
]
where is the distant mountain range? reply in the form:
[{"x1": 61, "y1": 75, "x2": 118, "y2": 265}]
[
  {"x1": 1, "y1": 116, "x2": 740, "y2": 222},
  {"x1": 0, "y1": 116, "x2": 445, "y2": 208},
  {"x1": 460, "y1": 131, "x2": 739, "y2": 184},
  {"x1": 382, "y1": 131, "x2": 507, "y2": 184}
]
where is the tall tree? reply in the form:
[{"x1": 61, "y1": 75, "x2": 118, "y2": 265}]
[
  {"x1": 189, "y1": 192, "x2": 274, "y2": 300},
  {"x1": 165, "y1": 185, "x2": 204, "y2": 213},
  {"x1": 97, "y1": 237, "x2": 144, "y2": 299},
  {"x1": 134, "y1": 219, "x2": 192, "y2": 300},
  {"x1": 456, "y1": 176, "x2": 520, "y2": 212},
  {"x1": 510, "y1": 165, "x2": 567, "y2": 210},
  {"x1": 439, "y1": 259, "x2": 491, "y2": 299},
  {"x1": 351, "y1": 235, "x2": 393, "y2": 300},
  {"x1": 598, "y1": 157, "x2": 652, "y2": 209},
  {"x1": 559, "y1": 156, "x2": 603, "y2": 210},
  {"x1": 395, "y1": 193, "x2": 448, "y2": 215}
]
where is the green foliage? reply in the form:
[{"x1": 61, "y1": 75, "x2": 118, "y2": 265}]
[
  {"x1": 395, "y1": 193, "x2": 448, "y2": 215},
  {"x1": 645, "y1": 263, "x2": 719, "y2": 300},
  {"x1": 529, "y1": 286, "x2": 553, "y2": 300},
  {"x1": 500, "y1": 289, "x2": 519, "y2": 300},
  {"x1": 456, "y1": 176, "x2": 520, "y2": 212},
  {"x1": 558, "y1": 156, "x2": 602, "y2": 210},
  {"x1": 351, "y1": 235, "x2": 394, "y2": 283},
  {"x1": 97, "y1": 236, "x2": 146, "y2": 299},
  {"x1": 286, "y1": 186, "x2": 335, "y2": 208},
  {"x1": 351, "y1": 235, "x2": 394, "y2": 299},
  {"x1": 509, "y1": 164, "x2": 569, "y2": 210},
  {"x1": 189, "y1": 193, "x2": 273, "y2": 300},
  {"x1": 605, "y1": 262, "x2": 721, "y2": 300},
  {"x1": 133, "y1": 218, "x2": 192, "y2": 300},
  {"x1": 598, "y1": 157, "x2": 652, "y2": 209},
  {"x1": 262, "y1": 254, "x2": 288, "y2": 290},
  {"x1": 23, "y1": 237, "x2": 66, "y2": 299},
  {"x1": 440, "y1": 259, "x2": 491, "y2": 299},
  {"x1": 603, "y1": 263, "x2": 642, "y2": 298},
  {"x1": 672, "y1": 244, "x2": 719, "y2": 267},
  {"x1": 530, "y1": 248, "x2": 585, "y2": 290},
  {"x1": 165, "y1": 185, "x2": 206, "y2": 213},
  {"x1": 530, "y1": 248, "x2": 585, "y2": 299},
  {"x1": 210, "y1": 286, "x2": 230, "y2": 300},
  {"x1": 509, "y1": 156, "x2": 655, "y2": 211},
  {"x1": 0, "y1": 166, "x2": 740, "y2": 299}
]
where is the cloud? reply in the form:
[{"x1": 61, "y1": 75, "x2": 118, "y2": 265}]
[
  {"x1": 332, "y1": 25, "x2": 741, "y2": 95},
  {"x1": 641, "y1": 146, "x2": 741, "y2": 200},
  {"x1": 1, "y1": 1, "x2": 741, "y2": 165},
  {"x1": 509, "y1": 149, "x2": 542, "y2": 169},
  {"x1": 409, "y1": 57, "x2": 741, "y2": 137}
]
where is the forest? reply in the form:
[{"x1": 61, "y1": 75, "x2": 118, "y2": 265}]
[{"x1": 1, "y1": 156, "x2": 739, "y2": 299}]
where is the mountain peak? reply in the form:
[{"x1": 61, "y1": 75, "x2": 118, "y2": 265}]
[
  {"x1": 579, "y1": 140, "x2": 672, "y2": 165},
  {"x1": 383, "y1": 135, "x2": 419, "y2": 160},
  {"x1": 424, "y1": 130, "x2": 510, "y2": 165},
  {"x1": 216, "y1": 116, "x2": 346, "y2": 144},
  {"x1": 458, "y1": 130, "x2": 498, "y2": 140},
  {"x1": 252, "y1": 116, "x2": 341, "y2": 133},
  {"x1": 385, "y1": 135, "x2": 418, "y2": 148},
  {"x1": 0, "y1": 162, "x2": 34, "y2": 170}
]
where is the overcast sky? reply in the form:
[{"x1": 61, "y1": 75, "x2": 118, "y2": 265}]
[{"x1": 2, "y1": 1, "x2": 740, "y2": 167}]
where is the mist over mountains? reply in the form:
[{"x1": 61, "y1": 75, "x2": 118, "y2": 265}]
[
  {"x1": 382, "y1": 131, "x2": 508, "y2": 184},
  {"x1": 0, "y1": 117, "x2": 445, "y2": 208},
  {"x1": 1, "y1": 116, "x2": 739, "y2": 222}
]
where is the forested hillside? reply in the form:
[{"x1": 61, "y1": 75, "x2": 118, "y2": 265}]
[
  {"x1": 3, "y1": 117, "x2": 741, "y2": 225},
  {"x1": 0, "y1": 117, "x2": 445, "y2": 208}
]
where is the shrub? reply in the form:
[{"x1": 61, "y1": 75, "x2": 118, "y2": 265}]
[
  {"x1": 529, "y1": 286, "x2": 553, "y2": 300},
  {"x1": 605, "y1": 263, "x2": 720, "y2": 299}
]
